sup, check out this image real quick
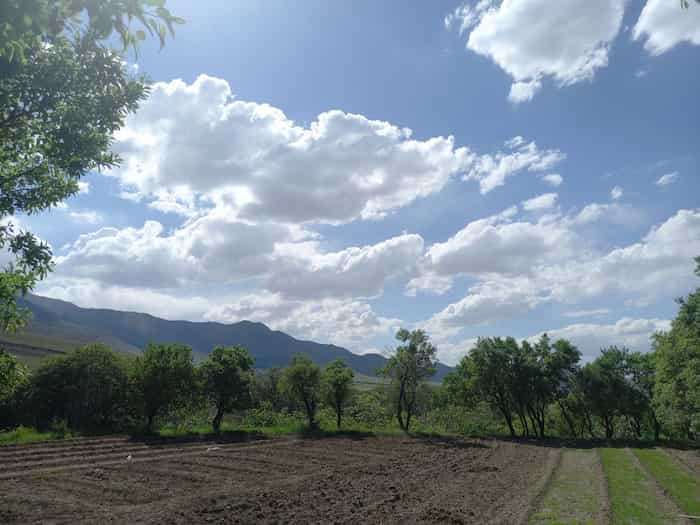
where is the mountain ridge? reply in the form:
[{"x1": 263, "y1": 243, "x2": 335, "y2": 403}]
[{"x1": 6, "y1": 294, "x2": 453, "y2": 379}]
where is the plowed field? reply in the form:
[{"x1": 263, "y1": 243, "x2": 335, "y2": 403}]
[{"x1": 0, "y1": 435, "x2": 558, "y2": 524}]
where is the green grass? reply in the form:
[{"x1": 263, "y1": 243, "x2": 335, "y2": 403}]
[
  {"x1": 633, "y1": 448, "x2": 700, "y2": 516},
  {"x1": 529, "y1": 450, "x2": 601, "y2": 525},
  {"x1": 599, "y1": 448, "x2": 668, "y2": 525},
  {"x1": 0, "y1": 425, "x2": 73, "y2": 445}
]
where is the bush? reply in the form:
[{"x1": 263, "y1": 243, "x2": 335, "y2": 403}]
[{"x1": 28, "y1": 344, "x2": 132, "y2": 432}]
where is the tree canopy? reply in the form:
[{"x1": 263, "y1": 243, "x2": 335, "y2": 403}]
[
  {"x1": 281, "y1": 354, "x2": 321, "y2": 429},
  {"x1": 321, "y1": 359, "x2": 354, "y2": 429},
  {"x1": 200, "y1": 345, "x2": 255, "y2": 433},
  {"x1": 381, "y1": 328, "x2": 437, "y2": 433},
  {"x1": 0, "y1": 0, "x2": 181, "y2": 331}
]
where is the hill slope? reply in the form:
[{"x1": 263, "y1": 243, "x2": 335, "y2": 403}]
[{"x1": 3, "y1": 295, "x2": 452, "y2": 379}]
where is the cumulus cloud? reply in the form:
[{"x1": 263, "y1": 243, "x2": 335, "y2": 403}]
[
  {"x1": 529, "y1": 318, "x2": 671, "y2": 360},
  {"x1": 110, "y1": 75, "x2": 475, "y2": 225},
  {"x1": 522, "y1": 192, "x2": 558, "y2": 211},
  {"x1": 562, "y1": 308, "x2": 611, "y2": 318},
  {"x1": 204, "y1": 294, "x2": 401, "y2": 350},
  {"x1": 416, "y1": 208, "x2": 700, "y2": 338},
  {"x1": 633, "y1": 0, "x2": 700, "y2": 55},
  {"x1": 541, "y1": 173, "x2": 563, "y2": 187},
  {"x1": 447, "y1": 0, "x2": 625, "y2": 102},
  {"x1": 465, "y1": 136, "x2": 565, "y2": 193},
  {"x1": 610, "y1": 186, "x2": 624, "y2": 200},
  {"x1": 656, "y1": 171, "x2": 679, "y2": 186},
  {"x1": 424, "y1": 210, "x2": 576, "y2": 279},
  {"x1": 68, "y1": 210, "x2": 103, "y2": 225}
]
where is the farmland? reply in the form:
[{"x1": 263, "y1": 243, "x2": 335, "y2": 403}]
[{"x1": 1, "y1": 435, "x2": 698, "y2": 524}]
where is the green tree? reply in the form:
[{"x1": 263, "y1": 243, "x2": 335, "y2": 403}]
[
  {"x1": 380, "y1": 329, "x2": 437, "y2": 433},
  {"x1": 200, "y1": 345, "x2": 255, "y2": 433},
  {"x1": 1, "y1": 0, "x2": 183, "y2": 62},
  {"x1": 133, "y1": 343, "x2": 196, "y2": 432},
  {"x1": 280, "y1": 354, "x2": 321, "y2": 429},
  {"x1": 0, "y1": 1, "x2": 181, "y2": 331},
  {"x1": 321, "y1": 359, "x2": 354, "y2": 429},
  {"x1": 0, "y1": 348, "x2": 28, "y2": 400},
  {"x1": 653, "y1": 256, "x2": 700, "y2": 439},
  {"x1": 29, "y1": 344, "x2": 131, "y2": 430}
]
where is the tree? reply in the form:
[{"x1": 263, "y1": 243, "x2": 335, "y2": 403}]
[
  {"x1": 1, "y1": 1, "x2": 183, "y2": 62},
  {"x1": 0, "y1": 348, "x2": 28, "y2": 400},
  {"x1": 255, "y1": 367, "x2": 285, "y2": 411},
  {"x1": 653, "y1": 256, "x2": 700, "y2": 439},
  {"x1": 0, "y1": 1, "x2": 181, "y2": 331},
  {"x1": 29, "y1": 344, "x2": 131, "y2": 431},
  {"x1": 380, "y1": 329, "x2": 437, "y2": 433},
  {"x1": 321, "y1": 359, "x2": 354, "y2": 429},
  {"x1": 133, "y1": 343, "x2": 197, "y2": 432},
  {"x1": 200, "y1": 345, "x2": 255, "y2": 433},
  {"x1": 281, "y1": 354, "x2": 321, "y2": 429}
]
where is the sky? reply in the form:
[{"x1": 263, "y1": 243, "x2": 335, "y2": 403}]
[{"x1": 18, "y1": 0, "x2": 700, "y2": 364}]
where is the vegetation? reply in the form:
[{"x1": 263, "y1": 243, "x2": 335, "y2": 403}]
[
  {"x1": 133, "y1": 343, "x2": 197, "y2": 432},
  {"x1": 0, "y1": 260, "x2": 698, "y2": 444},
  {"x1": 280, "y1": 354, "x2": 321, "y2": 429},
  {"x1": 380, "y1": 329, "x2": 437, "y2": 433},
  {"x1": 633, "y1": 448, "x2": 700, "y2": 516},
  {"x1": 0, "y1": 0, "x2": 181, "y2": 331},
  {"x1": 321, "y1": 358, "x2": 354, "y2": 429},
  {"x1": 200, "y1": 345, "x2": 254, "y2": 433},
  {"x1": 599, "y1": 448, "x2": 668, "y2": 525}
]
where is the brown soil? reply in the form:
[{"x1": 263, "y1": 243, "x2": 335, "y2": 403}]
[
  {"x1": 663, "y1": 448, "x2": 700, "y2": 477},
  {"x1": 0, "y1": 434, "x2": 557, "y2": 524}
]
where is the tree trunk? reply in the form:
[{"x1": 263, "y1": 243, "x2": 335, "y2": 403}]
[
  {"x1": 397, "y1": 381, "x2": 406, "y2": 432},
  {"x1": 558, "y1": 402, "x2": 578, "y2": 438},
  {"x1": 147, "y1": 413, "x2": 154, "y2": 433},
  {"x1": 212, "y1": 406, "x2": 224, "y2": 434},
  {"x1": 653, "y1": 416, "x2": 661, "y2": 442},
  {"x1": 336, "y1": 407, "x2": 342, "y2": 429}
]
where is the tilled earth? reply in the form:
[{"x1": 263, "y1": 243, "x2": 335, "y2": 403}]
[{"x1": 0, "y1": 434, "x2": 557, "y2": 524}]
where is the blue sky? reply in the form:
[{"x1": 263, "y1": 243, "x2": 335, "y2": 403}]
[{"x1": 21, "y1": 0, "x2": 700, "y2": 363}]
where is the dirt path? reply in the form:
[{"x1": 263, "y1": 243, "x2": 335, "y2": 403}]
[
  {"x1": 0, "y1": 435, "x2": 558, "y2": 524},
  {"x1": 529, "y1": 448, "x2": 610, "y2": 525}
]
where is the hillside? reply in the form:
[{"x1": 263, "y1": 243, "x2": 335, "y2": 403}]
[{"x1": 2, "y1": 294, "x2": 453, "y2": 379}]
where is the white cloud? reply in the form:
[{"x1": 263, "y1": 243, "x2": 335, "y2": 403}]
[
  {"x1": 561, "y1": 308, "x2": 611, "y2": 318},
  {"x1": 68, "y1": 210, "x2": 102, "y2": 225},
  {"x1": 265, "y1": 233, "x2": 424, "y2": 300},
  {"x1": 465, "y1": 136, "x2": 565, "y2": 193},
  {"x1": 110, "y1": 75, "x2": 474, "y2": 225},
  {"x1": 417, "y1": 208, "x2": 700, "y2": 336},
  {"x1": 204, "y1": 294, "x2": 401, "y2": 351},
  {"x1": 424, "y1": 278, "x2": 546, "y2": 338},
  {"x1": 448, "y1": 0, "x2": 625, "y2": 102},
  {"x1": 424, "y1": 210, "x2": 576, "y2": 279},
  {"x1": 571, "y1": 202, "x2": 641, "y2": 226},
  {"x1": 610, "y1": 185, "x2": 624, "y2": 200},
  {"x1": 541, "y1": 173, "x2": 563, "y2": 187},
  {"x1": 633, "y1": 0, "x2": 700, "y2": 55},
  {"x1": 530, "y1": 318, "x2": 671, "y2": 360},
  {"x1": 656, "y1": 171, "x2": 679, "y2": 186},
  {"x1": 77, "y1": 182, "x2": 90, "y2": 194},
  {"x1": 522, "y1": 192, "x2": 558, "y2": 211}
]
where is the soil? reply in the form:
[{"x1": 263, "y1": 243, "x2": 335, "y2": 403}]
[
  {"x1": 663, "y1": 447, "x2": 700, "y2": 477},
  {"x1": 0, "y1": 434, "x2": 557, "y2": 524}
]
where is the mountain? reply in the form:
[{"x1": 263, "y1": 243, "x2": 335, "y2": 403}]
[{"x1": 3, "y1": 294, "x2": 453, "y2": 379}]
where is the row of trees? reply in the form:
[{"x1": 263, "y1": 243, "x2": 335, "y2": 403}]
[
  {"x1": 2, "y1": 259, "x2": 698, "y2": 440},
  {"x1": 445, "y1": 258, "x2": 700, "y2": 441},
  {"x1": 0, "y1": 342, "x2": 359, "y2": 434}
]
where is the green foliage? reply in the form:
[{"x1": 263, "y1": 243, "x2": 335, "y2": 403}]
[
  {"x1": 28, "y1": 343, "x2": 131, "y2": 431},
  {"x1": 653, "y1": 277, "x2": 700, "y2": 439},
  {"x1": 321, "y1": 358, "x2": 354, "y2": 428},
  {"x1": 199, "y1": 345, "x2": 254, "y2": 433},
  {"x1": 380, "y1": 328, "x2": 437, "y2": 432},
  {"x1": 0, "y1": 0, "x2": 183, "y2": 62},
  {"x1": 0, "y1": 0, "x2": 181, "y2": 331},
  {"x1": 0, "y1": 424, "x2": 71, "y2": 444},
  {"x1": 133, "y1": 343, "x2": 197, "y2": 431},
  {"x1": 254, "y1": 367, "x2": 286, "y2": 410},
  {"x1": 0, "y1": 347, "x2": 28, "y2": 400},
  {"x1": 280, "y1": 354, "x2": 321, "y2": 428}
]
